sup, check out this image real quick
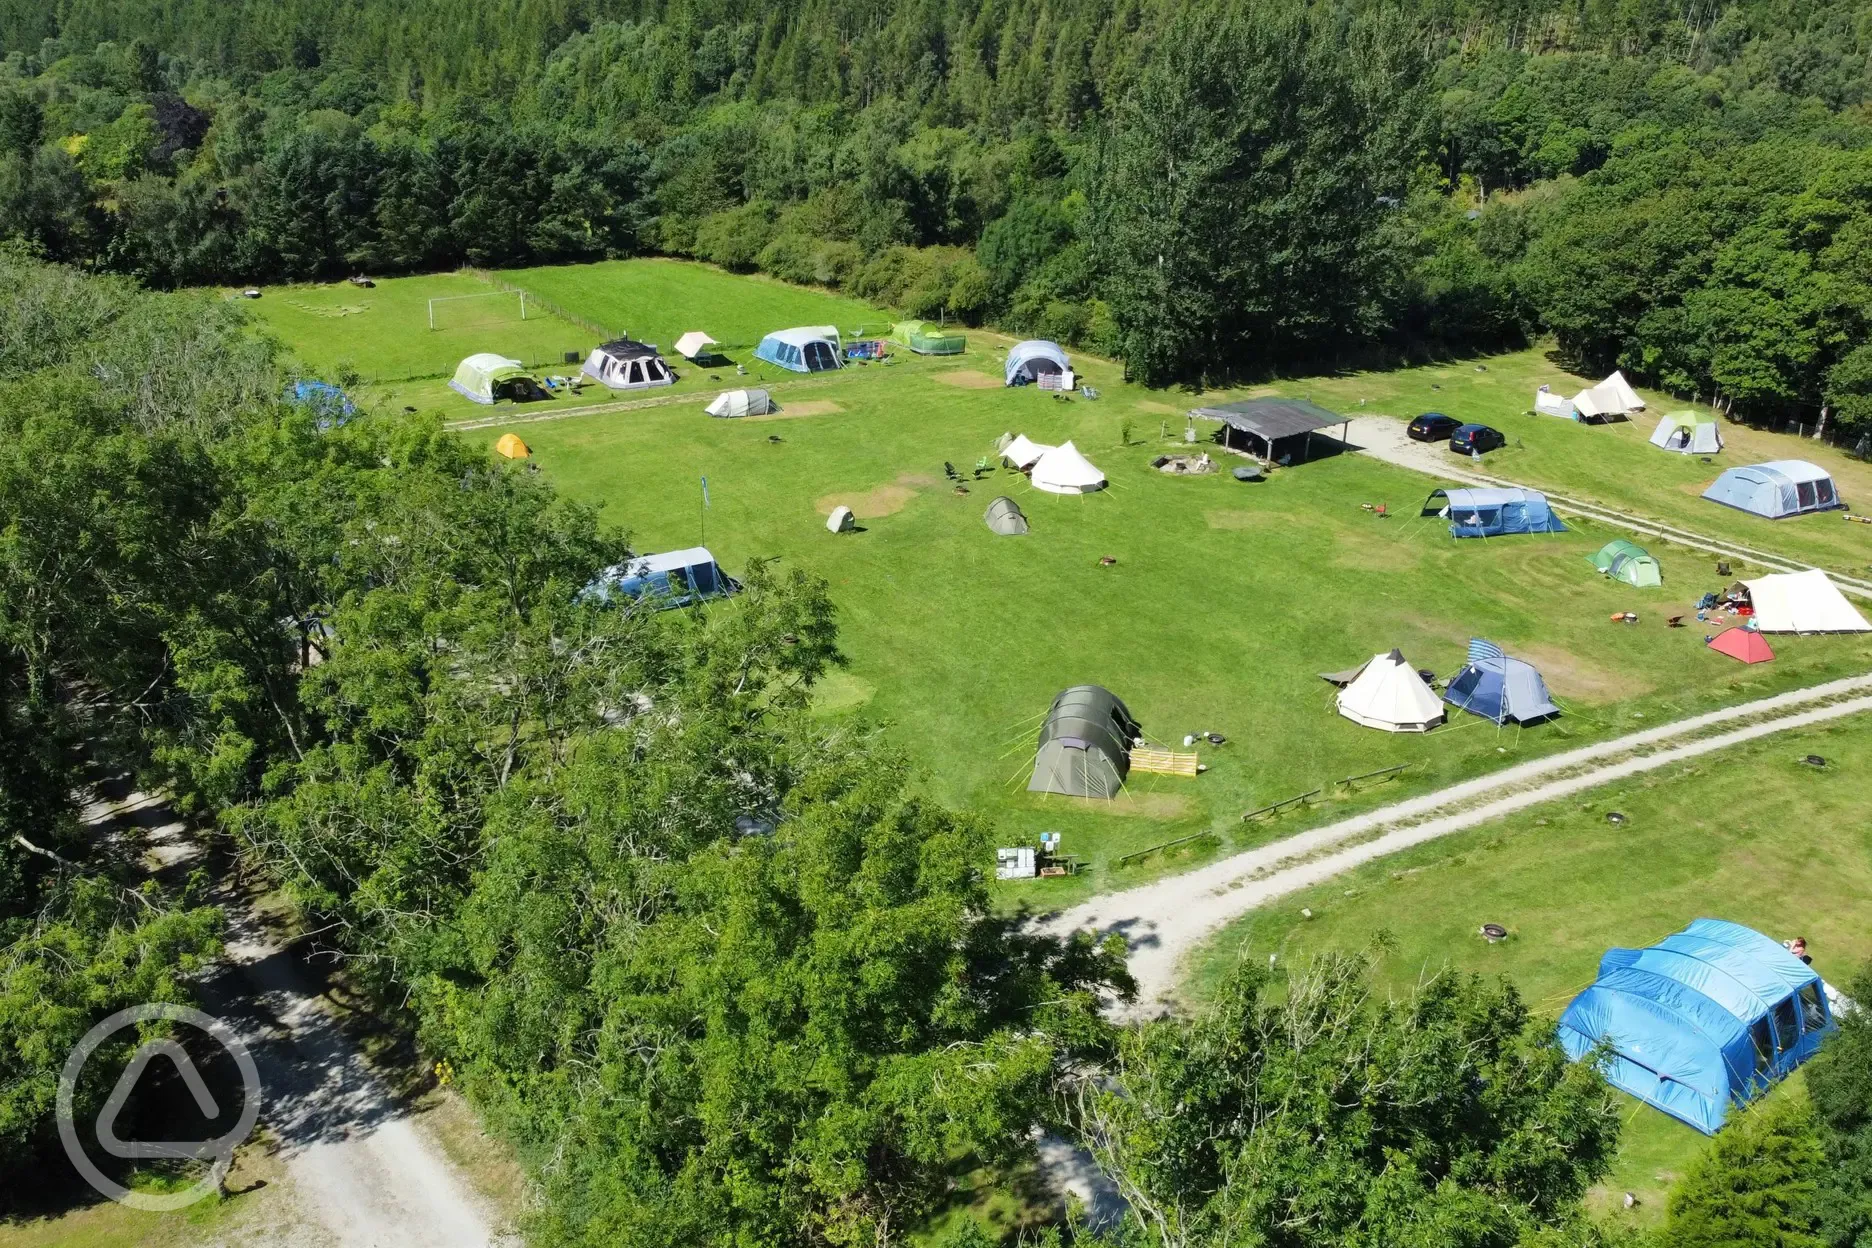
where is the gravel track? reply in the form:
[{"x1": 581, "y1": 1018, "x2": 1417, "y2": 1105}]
[
  {"x1": 1040, "y1": 674, "x2": 1872, "y2": 1015},
  {"x1": 84, "y1": 786, "x2": 511, "y2": 1248}
]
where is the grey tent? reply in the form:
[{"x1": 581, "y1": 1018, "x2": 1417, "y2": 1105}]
[
  {"x1": 1028, "y1": 685, "x2": 1141, "y2": 799},
  {"x1": 984, "y1": 496, "x2": 1029, "y2": 535},
  {"x1": 826, "y1": 505, "x2": 855, "y2": 533},
  {"x1": 706, "y1": 388, "x2": 774, "y2": 418},
  {"x1": 1702, "y1": 461, "x2": 1842, "y2": 518}
]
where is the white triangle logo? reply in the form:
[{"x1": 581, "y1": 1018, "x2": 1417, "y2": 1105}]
[{"x1": 95, "y1": 1039, "x2": 225, "y2": 1160}]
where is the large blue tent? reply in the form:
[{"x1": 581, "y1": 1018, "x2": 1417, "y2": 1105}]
[
  {"x1": 755, "y1": 327, "x2": 843, "y2": 374},
  {"x1": 1421, "y1": 487, "x2": 1567, "y2": 538},
  {"x1": 1443, "y1": 639, "x2": 1559, "y2": 725},
  {"x1": 1701, "y1": 460, "x2": 1842, "y2": 519},
  {"x1": 581, "y1": 547, "x2": 740, "y2": 610},
  {"x1": 1558, "y1": 919, "x2": 1835, "y2": 1134}
]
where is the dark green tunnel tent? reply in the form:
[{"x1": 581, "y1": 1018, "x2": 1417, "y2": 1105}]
[{"x1": 1028, "y1": 685, "x2": 1141, "y2": 799}]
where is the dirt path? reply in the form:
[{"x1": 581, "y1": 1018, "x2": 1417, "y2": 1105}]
[
  {"x1": 84, "y1": 785, "x2": 513, "y2": 1248},
  {"x1": 1346, "y1": 415, "x2": 1872, "y2": 596},
  {"x1": 1040, "y1": 673, "x2": 1872, "y2": 1015}
]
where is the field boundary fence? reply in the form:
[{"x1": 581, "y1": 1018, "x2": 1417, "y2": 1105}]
[{"x1": 462, "y1": 268, "x2": 617, "y2": 344}]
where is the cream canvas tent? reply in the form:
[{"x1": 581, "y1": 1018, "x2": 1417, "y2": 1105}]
[
  {"x1": 1571, "y1": 370, "x2": 1645, "y2": 421},
  {"x1": 1739, "y1": 570, "x2": 1871, "y2": 634},
  {"x1": 1336, "y1": 650, "x2": 1444, "y2": 732},
  {"x1": 1534, "y1": 385, "x2": 1574, "y2": 418},
  {"x1": 1650, "y1": 411, "x2": 1723, "y2": 454},
  {"x1": 674, "y1": 331, "x2": 718, "y2": 360},
  {"x1": 705, "y1": 388, "x2": 774, "y2": 418},
  {"x1": 1001, "y1": 434, "x2": 1053, "y2": 469},
  {"x1": 1031, "y1": 441, "x2": 1106, "y2": 494}
]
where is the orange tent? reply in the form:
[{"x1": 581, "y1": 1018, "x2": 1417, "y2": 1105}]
[
  {"x1": 1708, "y1": 627, "x2": 1773, "y2": 664},
  {"x1": 494, "y1": 433, "x2": 530, "y2": 459}
]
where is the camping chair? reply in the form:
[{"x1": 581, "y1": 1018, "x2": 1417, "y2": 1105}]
[
  {"x1": 973, "y1": 457, "x2": 992, "y2": 478},
  {"x1": 944, "y1": 461, "x2": 960, "y2": 481}
]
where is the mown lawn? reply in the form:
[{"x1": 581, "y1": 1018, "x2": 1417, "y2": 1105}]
[
  {"x1": 498, "y1": 256, "x2": 893, "y2": 352},
  {"x1": 1182, "y1": 714, "x2": 1872, "y2": 1230},
  {"x1": 1255, "y1": 348, "x2": 1872, "y2": 579},
  {"x1": 240, "y1": 272, "x2": 594, "y2": 383},
  {"x1": 490, "y1": 329, "x2": 1872, "y2": 911}
]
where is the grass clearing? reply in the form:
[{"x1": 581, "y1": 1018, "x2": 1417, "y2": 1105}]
[
  {"x1": 498, "y1": 257, "x2": 891, "y2": 353},
  {"x1": 1182, "y1": 716, "x2": 1872, "y2": 1229},
  {"x1": 241, "y1": 272, "x2": 594, "y2": 384},
  {"x1": 484, "y1": 321, "x2": 1872, "y2": 911}
]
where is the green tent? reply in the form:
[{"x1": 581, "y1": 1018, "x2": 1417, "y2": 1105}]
[
  {"x1": 450, "y1": 353, "x2": 533, "y2": 405},
  {"x1": 1027, "y1": 685, "x2": 1140, "y2": 799},
  {"x1": 1589, "y1": 539, "x2": 1662, "y2": 588},
  {"x1": 891, "y1": 320, "x2": 966, "y2": 356}
]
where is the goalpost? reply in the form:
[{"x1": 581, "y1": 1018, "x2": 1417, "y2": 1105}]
[{"x1": 427, "y1": 289, "x2": 528, "y2": 331}]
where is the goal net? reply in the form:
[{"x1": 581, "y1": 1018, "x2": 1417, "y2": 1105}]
[{"x1": 428, "y1": 289, "x2": 528, "y2": 331}]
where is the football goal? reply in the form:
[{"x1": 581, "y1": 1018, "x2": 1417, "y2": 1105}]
[{"x1": 428, "y1": 289, "x2": 528, "y2": 331}]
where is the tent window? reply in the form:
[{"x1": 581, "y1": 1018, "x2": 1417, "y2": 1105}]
[
  {"x1": 626, "y1": 361, "x2": 643, "y2": 385},
  {"x1": 648, "y1": 360, "x2": 668, "y2": 382},
  {"x1": 1773, "y1": 997, "x2": 1800, "y2": 1052},
  {"x1": 666, "y1": 567, "x2": 690, "y2": 596},
  {"x1": 689, "y1": 563, "x2": 717, "y2": 594},
  {"x1": 1798, "y1": 984, "x2": 1827, "y2": 1033},
  {"x1": 1797, "y1": 481, "x2": 1817, "y2": 510},
  {"x1": 1816, "y1": 479, "x2": 1835, "y2": 506},
  {"x1": 1750, "y1": 1020, "x2": 1774, "y2": 1075}
]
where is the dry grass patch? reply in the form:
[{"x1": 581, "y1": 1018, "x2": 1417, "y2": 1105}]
[
  {"x1": 815, "y1": 484, "x2": 918, "y2": 518},
  {"x1": 745, "y1": 400, "x2": 843, "y2": 421},
  {"x1": 1037, "y1": 792, "x2": 1197, "y2": 819},
  {"x1": 934, "y1": 369, "x2": 1003, "y2": 389},
  {"x1": 1517, "y1": 642, "x2": 1650, "y2": 702}
]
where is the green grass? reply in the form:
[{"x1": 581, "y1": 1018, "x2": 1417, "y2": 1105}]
[
  {"x1": 1182, "y1": 716, "x2": 1872, "y2": 1229},
  {"x1": 242, "y1": 271, "x2": 594, "y2": 383},
  {"x1": 498, "y1": 256, "x2": 893, "y2": 353},
  {"x1": 1268, "y1": 349, "x2": 1872, "y2": 579},
  {"x1": 488, "y1": 333, "x2": 1872, "y2": 911}
]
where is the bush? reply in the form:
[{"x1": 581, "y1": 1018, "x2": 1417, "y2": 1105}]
[{"x1": 692, "y1": 201, "x2": 775, "y2": 271}]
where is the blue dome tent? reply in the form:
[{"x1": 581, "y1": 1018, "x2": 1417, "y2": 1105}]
[
  {"x1": 1443, "y1": 639, "x2": 1559, "y2": 725},
  {"x1": 285, "y1": 379, "x2": 356, "y2": 430},
  {"x1": 1421, "y1": 487, "x2": 1567, "y2": 538},
  {"x1": 1558, "y1": 919, "x2": 1835, "y2": 1134},
  {"x1": 755, "y1": 326, "x2": 843, "y2": 374},
  {"x1": 1004, "y1": 340, "x2": 1070, "y2": 386}
]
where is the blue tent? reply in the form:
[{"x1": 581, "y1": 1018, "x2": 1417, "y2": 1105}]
[
  {"x1": 1701, "y1": 460, "x2": 1842, "y2": 519},
  {"x1": 581, "y1": 547, "x2": 740, "y2": 611},
  {"x1": 1422, "y1": 487, "x2": 1567, "y2": 537},
  {"x1": 1443, "y1": 639, "x2": 1559, "y2": 725},
  {"x1": 755, "y1": 327, "x2": 842, "y2": 373},
  {"x1": 1005, "y1": 340, "x2": 1070, "y2": 386},
  {"x1": 285, "y1": 379, "x2": 356, "y2": 430},
  {"x1": 1558, "y1": 919, "x2": 1835, "y2": 1134}
]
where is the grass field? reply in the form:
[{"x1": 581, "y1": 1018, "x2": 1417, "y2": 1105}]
[
  {"x1": 241, "y1": 272, "x2": 595, "y2": 384},
  {"x1": 499, "y1": 257, "x2": 892, "y2": 352},
  {"x1": 475, "y1": 331, "x2": 1872, "y2": 912},
  {"x1": 1182, "y1": 713, "x2": 1872, "y2": 1229},
  {"x1": 1273, "y1": 350, "x2": 1872, "y2": 579}
]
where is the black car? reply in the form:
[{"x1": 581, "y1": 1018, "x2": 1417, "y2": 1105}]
[
  {"x1": 1449, "y1": 423, "x2": 1506, "y2": 455},
  {"x1": 1407, "y1": 412, "x2": 1461, "y2": 442}
]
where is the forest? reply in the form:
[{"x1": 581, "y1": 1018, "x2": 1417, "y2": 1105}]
[{"x1": 0, "y1": 0, "x2": 1868, "y2": 423}]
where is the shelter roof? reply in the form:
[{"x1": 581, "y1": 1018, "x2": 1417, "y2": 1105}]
[{"x1": 1189, "y1": 398, "x2": 1343, "y2": 440}]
